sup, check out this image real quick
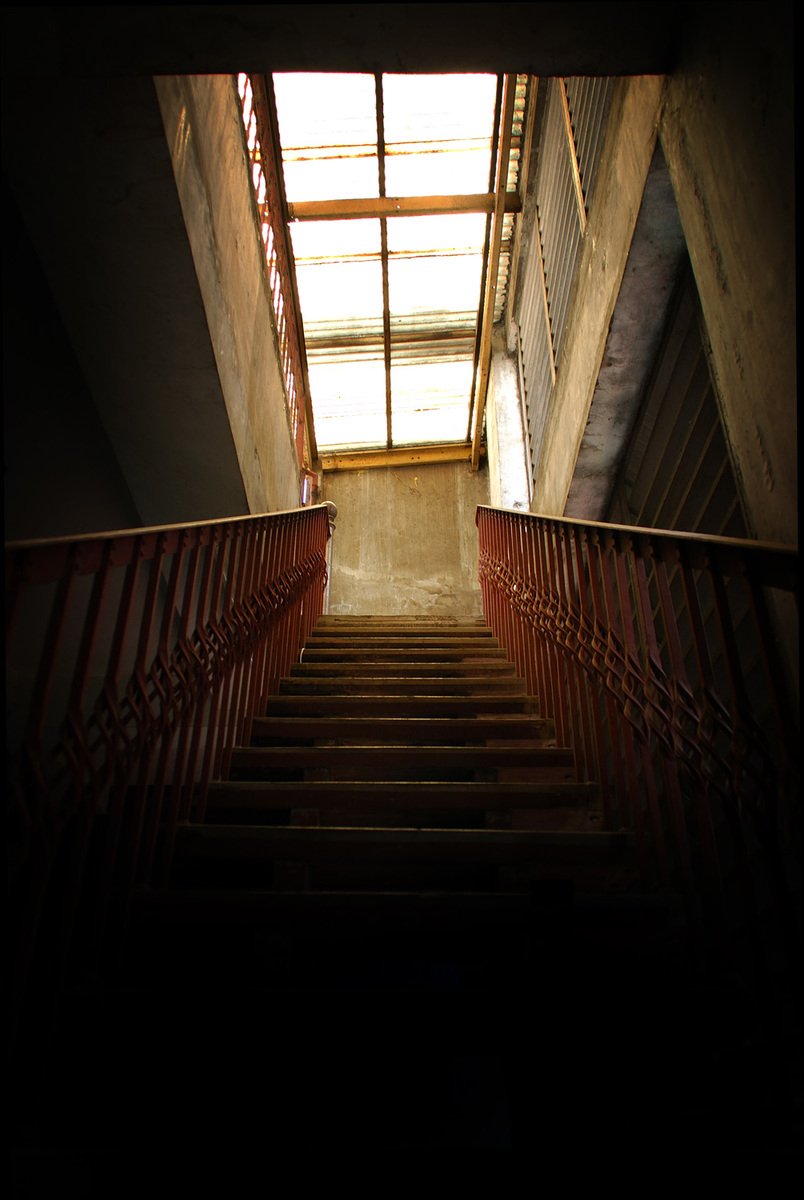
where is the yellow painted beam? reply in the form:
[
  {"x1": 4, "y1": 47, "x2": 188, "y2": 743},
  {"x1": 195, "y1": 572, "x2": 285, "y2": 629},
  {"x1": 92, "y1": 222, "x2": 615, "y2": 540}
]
[
  {"x1": 558, "y1": 78, "x2": 587, "y2": 234},
  {"x1": 288, "y1": 193, "x2": 522, "y2": 222},
  {"x1": 320, "y1": 442, "x2": 485, "y2": 472}
]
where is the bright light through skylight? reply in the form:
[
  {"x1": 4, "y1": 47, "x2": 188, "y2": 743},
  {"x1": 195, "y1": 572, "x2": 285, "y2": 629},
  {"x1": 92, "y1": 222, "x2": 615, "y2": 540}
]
[{"x1": 272, "y1": 73, "x2": 500, "y2": 452}]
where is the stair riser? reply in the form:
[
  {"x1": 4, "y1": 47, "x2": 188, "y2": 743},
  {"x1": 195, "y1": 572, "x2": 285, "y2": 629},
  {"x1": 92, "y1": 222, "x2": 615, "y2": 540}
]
[
  {"x1": 290, "y1": 663, "x2": 517, "y2": 678},
  {"x1": 205, "y1": 780, "x2": 597, "y2": 812},
  {"x1": 230, "y1": 747, "x2": 573, "y2": 771},
  {"x1": 302, "y1": 648, "x2": 504, "y2": 657},
  {"x1": 264, "y1": 696, "x2": 539, "y2": 716},
  {"x1": 278, "y1": 678, "x2": 528, "y2": 695},
  {"x1": 251, "y1": 717, "x2": 554, "y2": 741}
]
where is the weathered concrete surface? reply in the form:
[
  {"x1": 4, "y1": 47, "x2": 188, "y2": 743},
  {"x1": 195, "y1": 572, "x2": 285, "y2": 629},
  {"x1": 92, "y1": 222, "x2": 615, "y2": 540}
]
[
  {"x1": 564, "y1": 144, "x2": 687, "y2": 520},
  {"x1": 486, "y1": 333, "x2": 532, "y2": 512},
  {"x1": 659, "y1": 4, "x2": 796, "y2": 544},
  {"x1": 532, "y1": 76, "x2": 665, "y2": 517},
  {"x1": 155, "y1": 75, "x2": 301, "y2": 515},
  {"x1": 3, "y1": 190, "x2": 143, "y2": 541},
  {"x1": 322, "y1": 463, "x2": 489, "y2": 616},
  {"x1": 3, "y1": 75, "x2": 251, "y2": 529}
]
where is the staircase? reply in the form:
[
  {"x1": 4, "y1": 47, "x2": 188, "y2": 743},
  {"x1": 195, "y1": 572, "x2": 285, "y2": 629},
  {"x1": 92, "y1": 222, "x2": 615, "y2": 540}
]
[{"x1": 36, "y1": 615, "x2": 781, "y2": 1162}]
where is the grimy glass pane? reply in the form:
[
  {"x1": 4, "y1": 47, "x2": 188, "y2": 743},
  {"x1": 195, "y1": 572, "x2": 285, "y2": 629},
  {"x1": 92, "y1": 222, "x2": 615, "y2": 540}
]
[
  {"x1": 388, "y1": 253, "x2": 483, "y2": 320},
  {"x1": 385, "y1": 213, "x2": 487, "y2": 255},
  {"x1": 309, "y1": 359, "x2": 387, "y2": 450},
  {"x1": 273, "y1": 73, "x2": 379, "y2": 202},
  {"x1": 390, "y1": 359, "x2": 474, "y2": 445},
  {"x1": 383, "y1": 74, "x2": 496, "y2": 197},
  {"x1": 295, "y1": 258, "x2": 384, "y2": 331}
]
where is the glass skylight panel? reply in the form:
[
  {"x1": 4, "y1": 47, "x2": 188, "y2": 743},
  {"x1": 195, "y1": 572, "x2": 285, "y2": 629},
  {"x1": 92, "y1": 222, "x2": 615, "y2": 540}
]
[
  {"x1": 385, "y1": 212, "x2": 487, "y2": 256},
  {"x1": 290, "y1": 218, "x2": 381, "y2": 263},
  {"x1": 273, "y1": 73, "x2": 379, "y2": 201},
  {"x1": 309, "y1": 359, "x2": 387, "y2": 450},
  {"x1": 292, "y1": 218, "x2": 383, "y2": 343},
  {"x1": 390, "y1": 361, "x2": 474, "y2": 445},
  {"x1": 383, "y1": 74, "x2": 496, "y2": 197},
  {"x1": 388, "y1": 253, "x2": 483, "y2": 323},
  {"x1": 295, "y1": 257, "x2": 384, "y2": 338},
  {"x1": 271, "y1": 71, "x2": 504, "y2": 455}
]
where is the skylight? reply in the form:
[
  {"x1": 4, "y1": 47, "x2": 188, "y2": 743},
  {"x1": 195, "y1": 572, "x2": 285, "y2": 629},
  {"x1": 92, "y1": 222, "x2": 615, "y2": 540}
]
[{"x1": 272, "y1": 73, "x2": 506, "y2": 456}]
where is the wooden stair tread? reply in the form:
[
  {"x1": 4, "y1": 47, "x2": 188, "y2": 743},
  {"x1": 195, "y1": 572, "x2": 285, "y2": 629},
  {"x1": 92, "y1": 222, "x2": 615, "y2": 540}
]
[
  {"x1": 230, "y1": 745, "x2": 574, "y2": 768},
  {"x1": 278, "y1": 676, "x2": 529, "y2": 693},
  {"x1": 174, "y1": 823, "x2": 633, "y2": 860},
  {"x1": 290, "y1": 661, "x2": 516, "y2": 677},
  {"x1": 303, "y1": 639, "x2": 502, "y2": 651},
  {"x1": 264, "y1": 695, "x2": 539, "y2": 715},
  {"x1": 205, "y1": 779, "x2": 597, "y2": 812},
  {"x1": 251, "y1": 715, "x2": 554, "y2": 740}
]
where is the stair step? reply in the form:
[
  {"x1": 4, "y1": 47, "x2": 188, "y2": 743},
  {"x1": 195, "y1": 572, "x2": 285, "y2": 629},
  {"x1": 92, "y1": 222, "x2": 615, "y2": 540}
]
[
  {"x1": 205, "y1": 778, "x2": 598, "y2": 813},
  {"x1": 278, "y1": 676, "x2": 528, "y2": 694},
  {"x1": 230, "y1": 745, "x2": 574, "y2": 772},
  {"x1": 251, "y1": 715, "x2": 554, "y2": 742},
  {"x1": 173, "y1": 823, "x2": 633, "y2": 865},
  {"x1": 289, "y1": 660, "x2": 516, "y2": 677},
  {"x1": 312, "y1": 619, "x2": 493, "y2": 635},
  {"x1": 264, "y1": 694, "x2": 539, "y2": 716},
  {"x1": 303, "y1": 638, "x2": 502, "y2": 652},
  {"x1": 132, "y1": 884, "x2": 680, "y2": 927}
]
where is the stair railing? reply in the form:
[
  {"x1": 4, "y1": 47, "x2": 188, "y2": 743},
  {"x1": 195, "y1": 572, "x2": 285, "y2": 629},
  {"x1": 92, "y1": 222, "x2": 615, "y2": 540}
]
[
  {"x1": 477, "y1": 505, "x2": 799, "y2": 970},
  {"x1": 6, "y1": 504, "x2": 330, "y2": 1044}
]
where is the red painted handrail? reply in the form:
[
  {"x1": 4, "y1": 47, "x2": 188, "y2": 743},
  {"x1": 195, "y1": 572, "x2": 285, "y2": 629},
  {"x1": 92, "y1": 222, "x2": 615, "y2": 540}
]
[
  {"x1": 477, "y1": 505, "x2": 800, "y2": 967},
  {"x1": 7, "y1": 505, "x2": 330, "y2": 1043}
]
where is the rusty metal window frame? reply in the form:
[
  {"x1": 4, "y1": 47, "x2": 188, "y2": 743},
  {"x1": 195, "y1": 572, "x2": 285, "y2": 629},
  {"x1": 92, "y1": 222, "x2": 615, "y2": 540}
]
[
  {"x1": 236, "y1": 73, "x2": 316, "y2": 471},
  {"x1": 515, "y1": 76, "x2": 614, "y2": 495},
  {"x1": 267, "y1": 72, "x2": 525, "y2": 469}
]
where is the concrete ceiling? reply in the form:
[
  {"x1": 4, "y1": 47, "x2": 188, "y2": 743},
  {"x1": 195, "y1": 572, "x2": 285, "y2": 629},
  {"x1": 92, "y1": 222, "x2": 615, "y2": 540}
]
[{"x1": 2, "y1": 4, "x2": 689, "y2": 76}]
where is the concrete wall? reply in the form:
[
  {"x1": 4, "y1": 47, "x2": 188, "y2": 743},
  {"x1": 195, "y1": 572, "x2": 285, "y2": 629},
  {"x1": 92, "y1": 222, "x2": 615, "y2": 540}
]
[
  {"x1": 659, "y1": 4, "x2": 796, "y2": 545},
  {"x1": 322, "y1": 462, "x2": 490, "y2": 616},
  {"x1": 486, "y1": 334, "x2": 532, "y2": 512},
  {"x1": 155, "y1": 75, "x2": 301, "y2": 515},
  {"x1": 3, "y1": 188, "x2": 142, "y2": 541},
  {"x1": 532, "y1": 76, "x2": 665, "y2": 516},
  {"x1": 3, "y1": 74, "x2": 252, "y2": 530}
]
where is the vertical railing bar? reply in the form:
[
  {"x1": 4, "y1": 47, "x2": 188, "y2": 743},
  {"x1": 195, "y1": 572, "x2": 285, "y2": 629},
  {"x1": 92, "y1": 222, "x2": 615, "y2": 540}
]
[
  {"x1": 241, "y1": 518, "x2": 270, "y2": 747},
  {"x1": 195, "y1": 526, "x2": 232, "y2": 824},
  {"x1": 157, "y1": 530, "x2": 207, "y2": 885},
  {"x1": 607, "y1": 535, "x2": 652, "y2": 864},
  {"x1": 569, "y1": 527, "x2": 609, "y2": 818},
  {"x1": 563, "y1": 526, "x2": 597, "y2": 787},
  {"x1": 550, "y1": 521, "x2": 583, "y2": 773},
  {"x1": 531, "y1": 518, "x2": 556, "y2": 729},
  {"x1": 24, "y1": 546, "x2": 80, "y2": 750},
  {"x1": 122, "y1": 536, "x2": 169, "y2": 895},
  {"x1": 85, "y1": 538, "x2": 147, "y2": 967},
  {"x1": 541, "y1": 521, "x2": 570, "y2": 747},
  {"x1": 219, "y1": 525, "x2": 252, "y2": 783},
  {"x1": 138, "y1": 537, "x2": 188, "y2": 888},
  {"x1": 594, "y1": 532, "x2": 640, "y2": 836},
  {"x1": 634, "y1": 539, "x2": 704, "y2": 894},
  {"x1": 179, "y1": 529, "x2": 217, "y2": 822},
  {"x1": 228, "y1": 518, "x2": 261, "y2": 757}
]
